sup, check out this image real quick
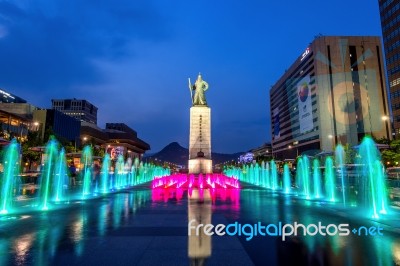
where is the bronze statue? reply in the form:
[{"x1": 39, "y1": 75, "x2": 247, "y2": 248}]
[{"x1": 188, "y1": 73, "x2": 209, "y2": 106}]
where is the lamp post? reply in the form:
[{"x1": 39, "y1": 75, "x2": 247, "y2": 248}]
[
  {"x1": 33, "y1": 121, "x2": 43, "y2": 143},
  {"x1": 328, "y1": 134, "x2": 334, "y2": 151},
  {"x1": 288, "y1": 145, "x2": 294, "y2": 159},
  {"x1": 382, "y1": 115, "x2": 390, "y2": 140}
]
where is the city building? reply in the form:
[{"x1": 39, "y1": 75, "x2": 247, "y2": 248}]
[
  {"x1": 251, "y1": 143, "x2": 273, "y2": 159},
  {"x1": 51, "y1": 99, "x2": 98, "y2": 124},
  {"x1": 33, "y1": 109, "x2": 81, "y2": 144},
  {"x1": 0, "y1": 88, "x2": 27, "y2": 103},
  {"x1": 270, "y1": 36, "x2": 391, "y2": 159},
  {"x1": 0, "y1": 103, "x2": 38, "y2": 120},
  {"x1": 104, "y1": 123, "x2": 150, "y2": 159},
  {"x1": 0, "y1": 90, "x2": 39, "y2": 139},
  {"x1": 80, "y1": 121, "x2": 108, "y2": 146},
  {"x1": 0, "y1": 109, "x2": 31, "y2": 141},
  {"x1": 379, "y1": 0, "x2": 400, "y2": 137},
  {"x1": 80, "y1": 122, "x2": 150, "y2": 159}
]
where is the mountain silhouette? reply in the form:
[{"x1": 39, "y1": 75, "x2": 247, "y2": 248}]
[{"x1": 145, "y1": 142, "x2": 243, "y2": 166}]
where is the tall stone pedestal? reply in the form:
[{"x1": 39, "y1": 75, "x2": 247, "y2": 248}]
[{"x1": 188, "y1": 106, "x2": 212, "y2": 174}]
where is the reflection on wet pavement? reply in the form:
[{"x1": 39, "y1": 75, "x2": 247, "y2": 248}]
[{"x1": 0, "y1": 186, "x2": 399, "y2": 265}]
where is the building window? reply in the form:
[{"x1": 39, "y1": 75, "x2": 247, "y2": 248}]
[{"x1": 390, "y1": 78, "x2": 400, "y2": 87}]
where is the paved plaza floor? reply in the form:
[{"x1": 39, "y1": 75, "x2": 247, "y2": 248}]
[{"x1": 0, "y1": 184, "x2": 399, "y2": 265}]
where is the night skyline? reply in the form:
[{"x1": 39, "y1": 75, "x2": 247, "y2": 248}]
[{"x1": 0, "y1": 0, "x2": 383, "y2": 153}]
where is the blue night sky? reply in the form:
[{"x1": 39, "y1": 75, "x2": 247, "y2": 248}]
[{"x1": 0, "y1": 0, "x2": 382, "y2": 153}]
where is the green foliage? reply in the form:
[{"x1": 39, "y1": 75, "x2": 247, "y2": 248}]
[
  {"x1": 255, "y1": 155, "x2": 273, "y2": 163},
  {"x1": 379, "y1": 139, "x2": 400, "y2": 166},
  {"x1": 343, "y1": 143, "x2": 357, "y2": 164},
  {"x1": 93, "y1": 146, "x2": 105, "y2": 158},
  {"x1": 21, "y1": 131, "x2": 42, "y2": 168},
  {"x1": 375, "y1": 137, "x2": 390, "y2": 145},
  {"x1": 390, "y1": 139, "x2": 400, "y2": 151},
  {"x1": 381, "y1": 149, "x2": 400, "y2": 166},
  {"x1": 43, "y1": 127, "x2": 55, "y2": 143},
  {"x1": 64, "y1": 142, "x2": 76, "y2": 153}
]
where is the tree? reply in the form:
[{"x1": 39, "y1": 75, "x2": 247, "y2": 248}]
[
  {"x1": 21, "y1": 131, "x2": 42, "y2": 170},
  {"x1": 381, "y1": 139, "x2": 400, "y2": 167},
  {"x1": 64, "y1": 142, "x2": 76, "y2": 153},
  {"x1": 375, "y1": 137, "x2": 390, "y2": 145},
  {"x1": 93, "y1": 146, "x2": 105, "y2": 158},
  {"x1": 381, "y1": 149, "x2": 400, "y2": 166}
]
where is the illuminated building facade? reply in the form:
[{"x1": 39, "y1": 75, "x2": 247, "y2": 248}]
[
  {"x1": 51, "y1": 98, "x2": 98, "y2": 124},
  {"x1": 270, "y1": 36, "x2": 390, "y2": 159},
  {"x1": 379, "y1": 0, "x2": 400, "y2": 137}
]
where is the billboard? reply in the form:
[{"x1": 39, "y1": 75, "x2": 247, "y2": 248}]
[
  {"x1": 107, "y1": 146, "x2": 125, "y2": 160},
  {"x1": 297, "y1": 75, "x2": 313, "y2": 133}
]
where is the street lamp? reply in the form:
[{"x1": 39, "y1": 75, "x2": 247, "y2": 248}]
[
  {"x1": 328, "y1": 134, "x2": 335, "y2": 151},
  {"x1": 32, "y1": 122, "x2": 43, "y2": 142},
  {"x1": 381, "y1": 115, "x2": 390, "y2": 140},
  {"x1": 81, "y1": 136, "x2": 88, "y2": 150}
]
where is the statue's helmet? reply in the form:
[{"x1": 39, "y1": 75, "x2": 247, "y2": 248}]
[{"x1": 197, "y1": 73, "x2": 202, "y2": 81}]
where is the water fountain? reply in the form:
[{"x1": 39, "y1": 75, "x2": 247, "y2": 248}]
[
  {"x1": 100, "y1": 154, "x2": 110, "y2": 193},
  {"x1": 254, "y1": 163, "x2": 260, "y2": 186},
  {"x1": 335, "y1": 144, "x2": 346, "y2": 205},
  {"x1": 264, "y1": 161, "x2": 271, "y2": 189},
  {"x1": 312, "y1": 159, "x2": 322, "y2": 199},
  {"x1": 152, "y1": 173, "x2": 239, "y2": 190},
  {"x1": 295, "y1": 156, "x2": 311, "y2": 199},
  {"x1": 283, "y1": 164, "x2": 291, "y2": 193},
  {"x1": 39, "y1": 138, "x2": 59, "y2": 210},
  {"x1": 324, "y1": 157, "x2": 336, "y2": 202},
  {"x1": 270, "y1": 160, "x2": 278, "y2": 190},
  {"x1": 0, "y1": 139, "x2": 20, "y2": 214},
  {"x1": 0, "y1": 134, "x2": 392, "y2": 223},
  {"x1": 357, "y1": 136, "x2": 388, "y2": 218},
  {"x1": 53, "y1": 148, "x2": 68, "y2": 202},
  {"x1": 223, "y1": 136, "x2": 392, "y2": 221},
  {"x1": 81, "y1": 146, "x2": 93, "y2": 198},
  {"x1": 0, "y1": 136, "x2": 172, "y2": 217},
  {"x1": 114, "y1": 155, "x2": 125, "y2": 189}
]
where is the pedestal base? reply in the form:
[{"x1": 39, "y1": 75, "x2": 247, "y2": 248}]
[{"x1": 188, "y1": 158, "x2": 212, "y2": 174}]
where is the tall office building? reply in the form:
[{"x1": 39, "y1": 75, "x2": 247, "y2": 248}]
[
  {"x1": 51, "y1": 99, "x2": 98, "y2": 124},
  {"x1": 379, "y1": 0, "x2": 400, "y2": 136},
  {"x1": 270, "y1": 36, "x2": 390, "y2": 159}
]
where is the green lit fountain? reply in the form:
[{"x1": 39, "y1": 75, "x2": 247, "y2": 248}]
[
  {"x1": 0, "y1": 139, "x2": 20, "y2": 214},
  {"x1": 39, "y1": 138, "x2": 59, "y2": 211}
]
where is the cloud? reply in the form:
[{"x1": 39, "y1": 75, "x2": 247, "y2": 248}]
[
  {"x1": 0, "y1": 0, "x2": 170, "y2": 91},
  {"x1": 0, "y1": 24, "x2": 7, "y2": 37}
]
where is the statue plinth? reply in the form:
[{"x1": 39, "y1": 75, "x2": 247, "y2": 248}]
[{"x1": 188, "y1": 106, "x2": 212, "y2": 174}]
